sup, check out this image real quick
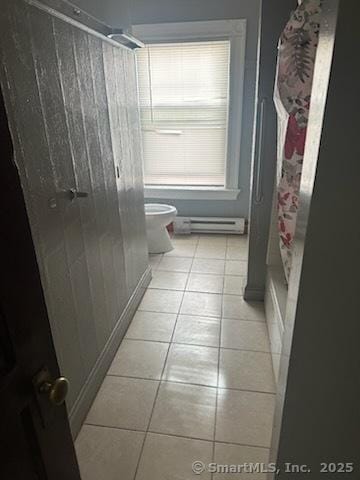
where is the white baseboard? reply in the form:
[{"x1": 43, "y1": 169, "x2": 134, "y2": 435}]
[
  {"x1": 69, "y1": 266, "x2": 152, "y2": 437},
  {"x1": 264, "y1": 267, "x2": 288, "y2": 384},
  {"x1": 244, "y1": 285, "x2": 265, "y2": 301}
]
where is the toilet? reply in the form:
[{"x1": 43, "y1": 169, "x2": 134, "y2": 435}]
[{"x1": 144, "y1": 203, "x2": 177, "y2": 254}]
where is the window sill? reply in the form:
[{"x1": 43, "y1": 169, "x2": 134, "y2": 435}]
[{"x1": 144, "y1": 186, "x2": 240, "y2": 201}]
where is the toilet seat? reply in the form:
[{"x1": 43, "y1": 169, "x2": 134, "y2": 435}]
[{"x1": 145, "y1": 203, "x2": 177, "y2": 216}]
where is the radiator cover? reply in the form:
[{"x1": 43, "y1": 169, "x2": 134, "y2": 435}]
[{"x1": 174, "y1": 216, "x2": 245, "y2": 235}]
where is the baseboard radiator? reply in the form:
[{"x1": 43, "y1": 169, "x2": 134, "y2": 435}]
[{"x1": 174, "y1": 216, "x2": 246, "y2": 235}]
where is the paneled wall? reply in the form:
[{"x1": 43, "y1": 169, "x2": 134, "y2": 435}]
[{"x1": 0, "y1": 0, "x2": 149, "y2": 433}]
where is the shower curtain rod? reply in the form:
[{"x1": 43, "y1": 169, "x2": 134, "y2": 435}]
[{"x1": 25, "y1": 0, "x2": 144, "y2": 50}]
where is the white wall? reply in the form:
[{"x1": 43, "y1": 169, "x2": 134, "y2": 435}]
[{"x1": 71, "y1": 0, "x2": 261, "y2": 218}]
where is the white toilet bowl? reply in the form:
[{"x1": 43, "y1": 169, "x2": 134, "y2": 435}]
[{"x1": 145, "y1": 203, "x2": 177, "y2": 254}]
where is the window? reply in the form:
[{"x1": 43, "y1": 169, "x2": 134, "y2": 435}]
[
  {"x1": 134, "y1": 20, "x2": 247, "y2": 200},
  {"x1": 137, "y1": 41, "x2": 230, "y2": 187}
]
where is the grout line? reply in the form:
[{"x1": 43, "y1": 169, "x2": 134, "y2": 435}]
[
  {"x1": 153, "y1": 272, "x2": 235, "y2": 278},
  {"x1": 123, "y1": 338, "x2": 218, "y2": 349},
  {"x1": 132, "y1": 278, "x2": 177, "y2": 479},
  {"x1": 131, "y1": 353, "x2": 168, "y2": 478},
  {"x1": 138, "y1": 236, "x2": 213, "y2": 470},
  {"x1": 132, "y1": 252, "x2": 194, "y2": 480},
  {"x1": 84, "y1": 422, "x2": 271, "y2": 450},
  {"x1": 170, "y1": 237, "x2": 198, "y2": 340},
  {"x1": 149, "y1": 276, "x2": 227, "y2": 295},
  {"x1": 84, "y1": 423, "x2": 145, "y2": 435},
  {"x1": 84, "y1": 422, "x2": 146, "y2": 435},
  {"x1": 147, "y1": 429, "x2": 272, "y2": 452},
  {"x1": 156, "y1": 267, "x2": 247, "y2": 277},
  {"x1": 148, "y1": 428, "x2": 215, "y2": 446},
  {"x1": 211, "y1": 239, "x2": 229, "y2": 477},
  {"x1": 147, "y1": 286, "x2": 224, "y2": 295},
  {"x1": 122, "y1": 337, "x2": 271, "y2": 355},
  {"x1": 147, "y1": 284, "x2": 251, "y2": 298},
  {"x1": 137, "y1": 305, "x2": 266, "y2": 323}
]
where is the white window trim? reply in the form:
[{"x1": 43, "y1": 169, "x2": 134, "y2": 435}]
[{"x1": 133, "y1": 19, "x2": 247, "y2": 201}]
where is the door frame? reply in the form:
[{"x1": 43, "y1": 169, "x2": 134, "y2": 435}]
[
  {"x1": 245, "y1": 0, "x2": 293, "y2": 301},
  {"x1": 270, "y1": 0, "x2": 360, "y2": 475}
]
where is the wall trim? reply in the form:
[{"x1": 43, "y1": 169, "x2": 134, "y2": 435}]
[
  {"x1": 68, "y1": 266, "x2": 152, "y2": 437},
  {"x1": 132, "y1": 19, "x2": 247, "y2": 42},
  {"x1": 145, "y1": 186, "x2": 240, "y2": 201},
  {"x1": 243, "y1": 285, "x2": 265, "y2": 301},
  {"x1": 264, "y1": 271, "x2": 285, "y2": 384}
]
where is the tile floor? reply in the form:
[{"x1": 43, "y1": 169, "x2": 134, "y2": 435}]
[{"x1": 76, "y1": 234, "x2": 275, "y2": 480}]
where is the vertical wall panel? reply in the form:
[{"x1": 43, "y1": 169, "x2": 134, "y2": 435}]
[
  {"x1": 103, "y1": 43, "x2": 133, "y2": 298},
  {"x1": 72, "y1": 27, "x2": 114, "y2": 350},
  {"x1": 113, "y1": 47, "x2": 139, "y2": 293},
  {"x1": 1, "y1": 0, "x2": 148, "y2": 423},
  {"x1": 125, "y1": 51, "x2": 148, "y2": 280},
  {"x1": 101, "y1": 43, "x2": 133, "y2": 315},
  {"x1": 28, "y1": 8, "x2": 75, "y2": 193},
  {"x1": 53, "y1": 21, "x2": 94, "y2": 227},
  {"x1": 88, "y1": 35, "x2": 127, "y2": 320}
]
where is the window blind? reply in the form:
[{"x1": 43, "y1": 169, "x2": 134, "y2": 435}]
[{"x1": 136, "y1": 40, "x2": 230, "y2": 186}]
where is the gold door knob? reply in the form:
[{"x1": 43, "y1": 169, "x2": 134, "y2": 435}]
[{"x1": 39, "y1": 377, "x2": 69, "y2": 406}]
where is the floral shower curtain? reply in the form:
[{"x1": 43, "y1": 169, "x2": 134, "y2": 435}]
[{"x1": 274, "y1": 0, "x2": 322, "y2": 280}]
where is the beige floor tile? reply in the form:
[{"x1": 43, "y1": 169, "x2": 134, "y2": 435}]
[
  {"x1": 165, "y1": 243, "x2": 197, "y2": 257},
  {"x1": 135, "y1": 433, "x2": 212, "y2": 480},
  {"x1": 214, "y1": 443, "x2": 270, "y2": 480},
  {"x1": 221, "y1": 319, "x2": 270, "y2": 352},
  {"x1": 158, "y1": 256, "x2": 193, "y2": 272},
  {"x1": 150, "y1": 382, "x2": 217, "y2": 440},
  {"x1": 226, "y1": 245, "x2": 248, "y2": 260},
  {"x1": 163, "y1": 343, "x2": 218, "y2": 387},
  {"x1": 180, "y1": 291, "x2": 222, "y2": 317},
  {"x1": 108, "y1": 339, "x2": 169, "y2": 380},
  {"x1": 149, "y1": 254, "x2": 163, "y2": 270},
  {"x1": 198, "y1": 234, "x2": 227, "y2": 244},
  {"x1": 195, "y1": 244, "x2": 227, "y2": 259},
  {"x1": 192, "y1": 258, "x2": 225, "y2": 275},
  {"x1": 186, "y1": 273, "x2": 224, "y2": 294},
  {"x1": 173, "y1": 315, "x2": 220, "y2": 347},
  {"x1": 125, "y1": 311, "x2": 176, "y2": 342},
  {"x1": 138, "y1": 288, "x2": 183, "y2": 313},
  {"x1": 222, "y1": 296, "x2": 265, "y2": 321},
  {"x1": 219, "y1": 349, "x2": 275, "y2": 393},
  {"x1": 149, "y1": 270, "x2": 188, "y2": 290},
  {"x1": 223, "y1": 276, "x2": 246, "y2": 295},
  {"x1": 172, "y1": 234, "x2": 199, "y2": 244},
  {"x1": 225, "y1": 260, "x2": 247, "y2": 276},
  {"x1": 227, "y1": 235, "x2": 248, "y2": 246},
  {"x1": 86, "y1": 376, "x2": 158, "y2": 430},
  {"x1": 76, "y1": 425, "x2": 144, "y2": 480},
  {"x1": 216, "y1": 389, "x2": 275, "y2": 447}
]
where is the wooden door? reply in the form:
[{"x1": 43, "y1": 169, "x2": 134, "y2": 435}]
[{"x1": 0, "y1": 90, "x2": 81, "y2": 478}]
